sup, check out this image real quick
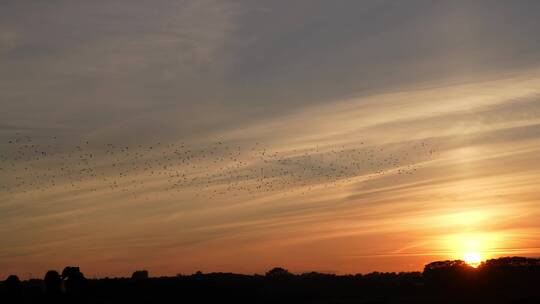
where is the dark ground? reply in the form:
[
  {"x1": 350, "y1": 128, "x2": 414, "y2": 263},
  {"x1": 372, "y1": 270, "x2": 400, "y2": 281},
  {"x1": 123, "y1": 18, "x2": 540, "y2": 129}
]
[{"x1": 2, "y1": 257, "x2": 540, "y2": 303}]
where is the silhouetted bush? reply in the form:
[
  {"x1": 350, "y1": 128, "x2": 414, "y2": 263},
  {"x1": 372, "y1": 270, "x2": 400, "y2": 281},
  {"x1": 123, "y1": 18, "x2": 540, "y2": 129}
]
[
  {"x1": 131, "y1": 270, "x2": 149, "y2": 281},
  {"x1": 265, "y1": 267, "x2": 293, "y2": 278}
]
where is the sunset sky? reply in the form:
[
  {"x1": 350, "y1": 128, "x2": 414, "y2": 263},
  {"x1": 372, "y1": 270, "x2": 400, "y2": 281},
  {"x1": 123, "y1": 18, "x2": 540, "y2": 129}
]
[{"x1": 1, "y1": 1, "x2": 540, "y2": 279}]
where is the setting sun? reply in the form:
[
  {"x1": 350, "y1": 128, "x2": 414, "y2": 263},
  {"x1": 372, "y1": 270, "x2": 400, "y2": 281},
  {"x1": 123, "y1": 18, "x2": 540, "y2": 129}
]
[{"x1": 464, "y1": 252, "x2": 482, "y2": 267}]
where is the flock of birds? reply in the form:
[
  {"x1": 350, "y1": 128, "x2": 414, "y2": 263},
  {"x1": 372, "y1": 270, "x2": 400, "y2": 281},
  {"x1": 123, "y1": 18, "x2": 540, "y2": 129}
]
[{"x1": 0, "y1": 134, "x2": 437, "y2": 200}]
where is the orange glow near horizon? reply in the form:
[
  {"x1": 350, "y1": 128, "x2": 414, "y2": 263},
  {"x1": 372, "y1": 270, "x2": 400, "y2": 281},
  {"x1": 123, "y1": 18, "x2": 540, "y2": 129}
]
[{"x1": 442, "y1": 232, "x2": 498, "y2": 264}]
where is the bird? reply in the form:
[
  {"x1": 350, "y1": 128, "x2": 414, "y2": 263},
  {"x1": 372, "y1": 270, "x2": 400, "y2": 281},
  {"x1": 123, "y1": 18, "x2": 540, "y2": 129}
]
[{"x1": 1, "y1": 133, "x2": 437, "y2": 199}]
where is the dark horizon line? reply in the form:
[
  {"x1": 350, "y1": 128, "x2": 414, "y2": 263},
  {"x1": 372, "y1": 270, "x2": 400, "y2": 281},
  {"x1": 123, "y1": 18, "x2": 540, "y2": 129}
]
[{"x1": 6, "y1": 255, "x2": 540, "y2": 282}]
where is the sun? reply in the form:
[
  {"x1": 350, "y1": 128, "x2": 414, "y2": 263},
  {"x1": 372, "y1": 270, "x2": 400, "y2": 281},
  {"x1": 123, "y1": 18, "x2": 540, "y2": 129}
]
[
  {"x1": 443, "y1": 233, "x2": 495, "y2": 267},
  {"x1": 463, "y1": 252, "x2": 482, "y2": 267}
]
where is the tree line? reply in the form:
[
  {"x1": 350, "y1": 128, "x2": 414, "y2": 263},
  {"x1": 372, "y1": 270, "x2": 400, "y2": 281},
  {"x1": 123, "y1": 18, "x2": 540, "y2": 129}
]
[{"x1": 2, "y1": 257, "x2": 540, "y2": 303}]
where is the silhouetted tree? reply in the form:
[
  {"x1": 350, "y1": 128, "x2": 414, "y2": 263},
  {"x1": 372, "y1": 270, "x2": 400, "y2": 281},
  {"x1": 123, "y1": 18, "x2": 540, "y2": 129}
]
[
  {"x1": 131, "y1": 270, "x2": 149, "y2": 281},
  {"x1": 423, "y1": 259, "x2": 477, "y2": 290},
  {"x1": 265, "y1": 267, "x2": 293, "y2": 278},
  {"x1": 4, "y1": 275, "x2": 23, "y2": 302},
  {"x1": 62, "y1": 266, "x2": 88, "y2": 300},
  {"x1": 43, "y1": 270, "x2": 65, "y2": 303},
  {"x1": 44, "y1": 270, "x2": 62, "y2": 293}
]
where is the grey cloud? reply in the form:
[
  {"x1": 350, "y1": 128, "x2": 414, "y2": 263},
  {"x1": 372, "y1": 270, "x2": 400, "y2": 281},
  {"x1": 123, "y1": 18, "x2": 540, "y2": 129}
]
[{"x1": 3, "y1": 1, "x2": 540, "y2": 143}]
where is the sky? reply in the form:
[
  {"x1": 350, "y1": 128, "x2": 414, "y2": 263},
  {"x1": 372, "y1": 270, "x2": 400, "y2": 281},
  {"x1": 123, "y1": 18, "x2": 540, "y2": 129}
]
[{"x1": 1, "y1": 0, "x2": 540, "y2": 278}]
